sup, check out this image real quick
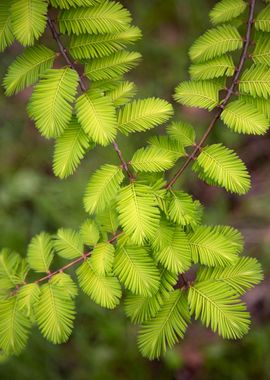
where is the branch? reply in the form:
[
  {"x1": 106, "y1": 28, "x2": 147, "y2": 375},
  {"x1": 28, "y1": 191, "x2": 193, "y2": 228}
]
[
  {"x1": 165, "y1": 0, "x2": 256, "y2": 189},
  {"x1": 112, "y1": 141, "x2": 135, "y2": 180}
]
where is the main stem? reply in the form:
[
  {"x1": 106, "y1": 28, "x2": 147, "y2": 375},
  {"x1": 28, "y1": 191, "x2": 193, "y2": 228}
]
[{"x1": 166, "y1": 0, "x2": 256, "y2": 189}]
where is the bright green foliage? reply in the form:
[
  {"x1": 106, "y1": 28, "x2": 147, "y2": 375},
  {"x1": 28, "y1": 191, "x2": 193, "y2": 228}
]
[
  {"x1": 174, "y1": 80, "x2": 221, "y2": 110},
  {"x1": 117, "y1": 98, "x2": 173, "y2": 134},
  {"x1": 3, "y1": 45, "x2": 56, "y2": 96},
  {"x1": 36, "y1": 282, "x2": 76, "y2": 343},
  {"x1": 28, "y1": 68, "x2": 79, "y2": 138},
  {"x1": 166, "y1": 191, "x2": 198, "y2": 226},
  {"x1": 107, "y1": 81, "x2": 137, "y2": 107},
  {"x1": 239, "y1": 64, "x2": 270, "y2": 99},
  {"x1": 193, "y1": 144, "x2": 251, "y2": 195},
  {"x1": 138, "y1": 291, "x2": 190, "y2": 359},
  {"x1": 50, "y1": 273, "x2": 78, "y2": 299},
  {"x1": 96, "y1": 203, "x2": 119, "y2": 234},
  {"x1": 221, "y1": 99, "x2": 269, "y2": 135},
  {"x1": 54, "y1": 228, "x2": 83, "y2": 259},
  {"x1": 91, "y1": 242, "x2": 115, "y2": 275},
  {"x1": 53, "y1": 117, "x2": 92, "y2": 179},
  {"x1": 189, "y1": 25, "x2": 242, "y2": 62},
  {"x1": 59, "y1": 1, "x2": 131, "y2": 35},
  {"x1": 0, "y1": 298, "x2": 31, "y2": 355},
  {"x1": 84, "y1": 164, "x2": 124, "y2": 214},
  {"x1": 76, "y1": 90, "x2": 117, "y2": 145},
  {"x1": 17, "y1": 283, "x2": 40, "y2": 317},
  {"x1": 27, "y1": 232, "x2": 54, "y2": 273},
  {"x1": 117, "y1": 183, "x2": 160, "y2": 245},
  {"x1": 80, "y1": 219, "x2": 100, "y2": 246},
  {"x1": 0, "y1": 3, "x2": 14, "y2": 52},
  {"x1": 209, "y1": 0, "x2": 247, "y2": 25},
  {"x1": 114, "y1": 245, "x2": 160, "y2": 296},
  {"x1": 11, "y1": 0, "x2": 48, "y2": 46},
  {"x1": 148, "y1": 136, "x2": 185, "y2": 159},
  {"x1": 124, "y1": 292, "x2": 163, "y2": 325},
  {"x1": 240, "y1": 94, "x2": 270, "y2": 121},
  {"x1": 189, "y1": 55, "x2": 235, "y2": 80},
  {"x1": 0, "y1": 249, "x2": 25, "y2": 292},
  {"x1": 255, "y1": 4, "x2": 270, "y2": 32},
  {"x1": 131, "y1": 146, "x2": 177, "y2": 173},
  {"x1": 166, "y1": 121, "x2": 195, "y2": 147},
  {"x1": 85, "y1": 51, "x2": 141, "y2": 81},
  {"x1": 252, "y1": 35, "x2": 270, "y2": 66},
  {"x1": 188, "y1": 282, "x2": 250, "y2": 339},
  {"x1": 76, "y1": 259, "x2": 122, "y2": 309},
  {"x1": 50, "y1": 0, "x2": 101, "y2": 9}
]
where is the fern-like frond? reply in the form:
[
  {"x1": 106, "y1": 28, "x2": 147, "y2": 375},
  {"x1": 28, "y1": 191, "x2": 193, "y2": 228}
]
[
  {"x1": 107, "y1": 81, "x2": 137, "y2": 107},
  {"x1": 36, "y1": 282, "x2": 76, "y2": 343},
  {"x1": 174, "y1": 80, "x2": 221, "y2": 110},
  {"x1": 130, "y1": 146, "x2": 177, "y2": 173},
  {"x1": 189, "y1": 25, "x2": 242, "y2": 62},
  {"x1": 240, "y1": 94, "x2": 270, "y2": 120},
  {"x1": 0, "y1": 297, "x2": 31, "y2": 355},
  {"x1": 221, "y1": 99, "x2": 269, "y2": 135},
  {"x1": 80, "y1": 219, "x2": 100, "y2": 246},
  {"x1": 54, "y1": 228, "x2": 83, "y2": 259},
  {"x1": 53, "y1": 117, "x2": 92, "y2": 179},
  {"x1": 252, "y1": 35, "x2": 270, "y2": 66},
  {"x1": 209, "y1": 0, "x2": 247, "y2": 25},
  {"x1": 196, "y1": 257, "x2": 263, "y2": 296},
  {"x1": 124, "y1": 292, "x2": 163, "y2": 324},
  {"x1": 3, "y1": 45, "x2": 56, "y2": 96},
  {"x1": 0, "y1": 3, "x2": 14, "y2": 52},
  {"x1": 27, "y1": 232, "x2": 54, "y2": 273},
  {"x1": 28, "y1": 68, "x2": 79, "y2": 138},
  {"x1": 11, "y1": 0, "x2": 48, "y2": 46},
  {"x1": 138, "y1": 290, "x2": 190, "y2": 359},
  {"x1": 50, "y1": 273, "x2": 78, "y2": 299},
  {"x1": 239, "y1": 64, "x2": 270, "y2": 99},
  {"x1": 117, "y1": 98, "x2": 173, "y2": 134},
  {"x1": 255, "y1": 4, "x2": 270, "y2": 32},
  {"x1": 189, "y1": 55, "x2": 235, "y2": 80},
  {"x1": 117, "y1": 183, "x2": 160, "y2": 245},
  {"x1": 69, "y1": 26, "x2": 142, "y2": 59},
  {"x1": 114, "y1": 245, "x2": 160, "y2": 296},
  {"x1": 76, "y1": 259, "x2": 122, "y2": 309},
  {"x1": 91, "y1": 242, "x2": 115, "y2": 275},
  {"x1": 76, "y1": 90, "x2": 117, "y2": 145},
  {"x1": 148, "y1": 136, "x2": 185, "y2": 159},
  {"x1": 17, "y1": 283, "x2": 40, "y2": 317},
  {"x1": 166, "y1": 121, "x2": 195, "y2": 147},
  {"x1": 188, "y1": 282, "x2": 250, "y2": 339},
  {"x1": 0, "y1": 249, "x2": 23, "y2": 291},
  {"x1": 167, "y1": 191, "x2": 198, "y2": 226},
  {"x1": 212, "y1": 225, "x2": 244, "y2": 254},
  {"x1": 59, "y1": 1, "x2": 131, "y2": 35},
  {"x1": 193, "y1": 144, "x2": 251, "y2": 195},
  {"x1": 84, "y1": 164, "x2": 124, "y2": 215},
  {"x1": 85, "y1": 50, "x2": 141, "y2": 81},
  {"x1": 50, "y1": 0, "x2": 101, "y2": 9}
]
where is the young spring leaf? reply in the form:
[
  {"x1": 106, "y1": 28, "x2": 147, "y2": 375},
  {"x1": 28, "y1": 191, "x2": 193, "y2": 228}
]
[
  {"x1": 27, "y1": 232, "x2": 54, "y2": 273},
  {"x1": 209, "y1": 0, "x2": 247, "y2": 25},
  {"x1": 91, "y1": 242, "x2": 115, "y2": 275},
  {"x1": 54, "y1": 228, "x2": 83, "y2": 259},
  {"x1": 130, "y1": 146, "x2": 177, "y2": 173}
]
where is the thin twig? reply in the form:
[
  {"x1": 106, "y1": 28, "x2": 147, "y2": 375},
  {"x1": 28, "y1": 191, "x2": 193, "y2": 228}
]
[
  {"x1": 165, "y1": 0, "x2": 256, "y2": 189},
  {"x1": 112, "y1": 141, "x2": 135, "y2": 180}
]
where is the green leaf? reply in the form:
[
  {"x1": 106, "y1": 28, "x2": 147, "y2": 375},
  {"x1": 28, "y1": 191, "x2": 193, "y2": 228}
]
[
  {"x1": 209, "y1": 0, "x2": 247, "y2": 25},
  {"x1": 3, "y1": 45, "x2": 56, "y2": 96},
  {"x1": 240, "y1": 94, "x2": 270, "y2": 121},
  {"x1": 53, "y1": 117, "x2": 91, "y2": 179},
  {"x1": 0, "y1": 249, "x2": 23, "y2": 291},
  {"x1": 188, "y1": 282, "x2": 250, "y2": 339},
  {"x1": 117, "y1": 98, "x2": 173, "y2": 135},
  {"x1": 0, "y1": 297, "x2": 31, "y2": 355},
  {"x1": 131, "y1": 146, "x2": 177, "y2": 173},
  {"x1": 166, "y1": 121, "x2": 195, "y2": 147},
  {"x1": 76, "y1": 259, "x2": 122, "y2": 309},
  {"x1": 59, "y1": 1, "x2": 131, "y2": 35},
  {"x1": 188, "y1": 225, "x2": 240, "y2": 267},
  {"x1": 11, "y1": 0, "x2": 48, "y2": 46},
  {"x1": 252, "y1": 35, "x2": 270, "y2": 66},
  {"x1": 239, "y1": 64, "x2": 270, "y2": 99},
  {"x1": 50, "y1": 0, "x2": 101, "y2": 9},
  {"x1": 36, "y1": 282, "x2": 76, "y2": 343},
  {"x1": 117, "y1": 183, "x2": 160, "y2": 245},
  {"x1": 107, "y1": 81, "x2": 137, "y2": 107},
  {"x1": 84, "y1": 164, "x2": 124, "y2": 215},
  {"x1": 221, "y1": 99, "x2": 269, "y2": 135},
  {"x1": 0, "y1": 3, "x2": 14, "y2": 52},
  {"x1": 189, "y1": 55, "x2": 235, "y2": 80},
  {"x1": 54, "y1": 228, "x2": 83, "y2": 259},
  {"x1": 174, "y1": 80, "x2": 220, "y2": 110},
  {"x1": 189, "y1": 25, "x2": 242, "y2": 62},
  {"x1": 69, "y1": 26, "x2": 142, "y2": 59},
  {"x1": 255, "y1": 4, "x2": 270, "y2": 32},
  {"x1": 196, "y1": 257, "x2": 263, "y2": 296},
  {"x1": 17, "y1": 283, "x2": 40, "y2": 317},
  {"x1": 96, "y1": 204, "x2": 119, "y2": 234},
  {"x1": 138, "y1": 290, "x2": 190, "y2": 359},
  {"x1": 114, "y1": 245, "x2": 160, "y2": 296},
  {"x1": 28, "y1": 68, "x2": 79, "y2": 138},
  {"x1": 27, "y1": 232, "x2": 54, "y2": 273},
  {"x1": 80, "y1": 219, "x2": 100, "y2": 246},
  {"x1": 91, "y1": 242, "x2": 115, "y2": 275},
  {"x1": 76, "y1": 90, "x2": 117, "y2": 146},
  {"x1": 148, "y1": 136, "x2": 185, "y2": 159},
  {"x1": 193, "y1": 144, "x2": 251, "y2": 195},
  {"x1": 85, "y1": 50, "x2": 141, "y2": 81},
  {"x1": 167, "y1": 191, "x2": 198, "y2": 226},
  {"x1": 124, "y1": 292, "x2": 163, "y2": 324},
  {"x1": 50, "y1": 273, "x2": 78, "y2": 299}
]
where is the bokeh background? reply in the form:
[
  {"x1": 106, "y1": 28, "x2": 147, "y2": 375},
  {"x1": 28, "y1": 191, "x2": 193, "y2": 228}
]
[{"x1": 1, "y1": 1, "x2": 270, "y2": 379}]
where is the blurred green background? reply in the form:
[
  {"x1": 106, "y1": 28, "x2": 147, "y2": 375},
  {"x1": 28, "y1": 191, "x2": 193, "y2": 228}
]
[{"x1": 0, "y1": 1, "x2": 270, "y2": 379}]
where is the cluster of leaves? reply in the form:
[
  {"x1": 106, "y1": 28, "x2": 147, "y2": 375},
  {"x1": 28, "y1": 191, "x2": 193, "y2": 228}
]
[{"x1": 0, "y1": 0, "x2": 268, "y2": 360}]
